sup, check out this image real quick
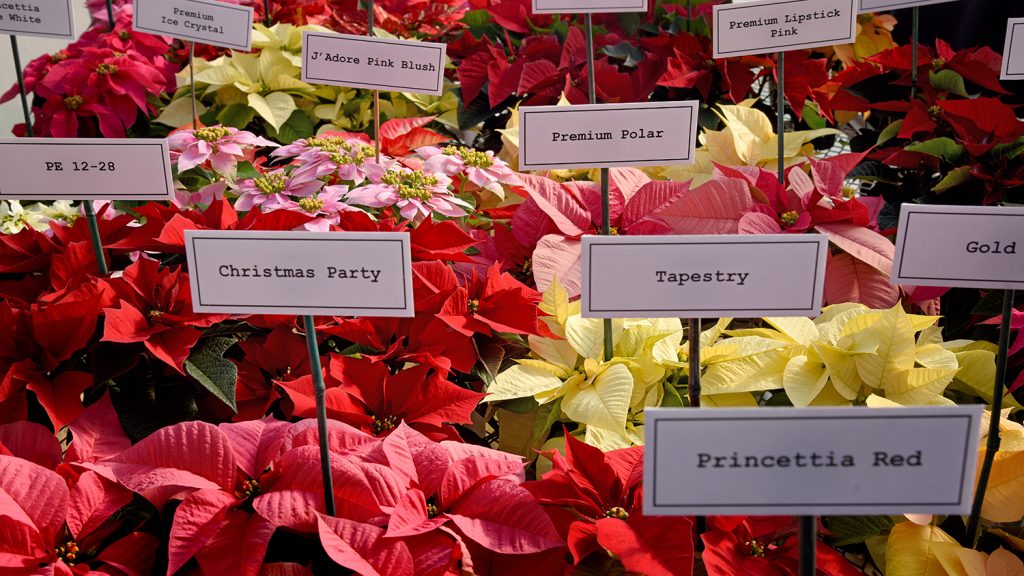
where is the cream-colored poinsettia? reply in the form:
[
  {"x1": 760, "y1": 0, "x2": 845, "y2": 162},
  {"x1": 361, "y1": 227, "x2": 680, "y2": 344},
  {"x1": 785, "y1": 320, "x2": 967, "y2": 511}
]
[
  {"x1": 701, "y1": 303, "x2": 997, "y2": 408},
  {"x1": 653, "y1": 100, "x2": 840, "y2": 186},
  {"x1": 486, "y1": 278, "x2": 684, "y2": 449}
]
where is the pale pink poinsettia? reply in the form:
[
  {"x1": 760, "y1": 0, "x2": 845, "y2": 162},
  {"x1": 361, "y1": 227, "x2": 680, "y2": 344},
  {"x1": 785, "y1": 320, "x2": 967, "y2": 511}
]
[
  {"x1": 235, "y1": 169, "x2": 325, "y2": 213},
  {"x1": 277, "y1": 186, "x2": 362, "y2": 231},
  {"x1": 173, "y1": 181, "x2": 227, "y2": 210},
  {"x1": 168, "y1": 125, "x2": 276, "y2": 175},
  {"x1": 345, "y1": 166, "x2": 471, "y2": 222},
  {"x1": 274, "y1": 135, "x2": 385, "y2": 184},
  {"x1": 417, "y1": 145, "x2": 517, "y2": 195}
]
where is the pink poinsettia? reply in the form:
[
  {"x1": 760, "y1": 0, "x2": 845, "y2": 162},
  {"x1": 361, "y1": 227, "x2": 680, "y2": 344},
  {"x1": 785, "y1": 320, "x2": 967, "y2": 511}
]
[
  {"x1": 346, "y1": 165, "x2": 471, "y2": 221},
  {"x1": 273, "y1": 135, "x2": 384, "y2": 184},
  {"x1": 417, "y1": 145, "x2": 518, "y2": 194},
  {"x1": 235, "y1": 169, "x2": 325, "y2": 213},
  {"x1": 168, "y1": 125, "x2": 276, "y2": 174}
]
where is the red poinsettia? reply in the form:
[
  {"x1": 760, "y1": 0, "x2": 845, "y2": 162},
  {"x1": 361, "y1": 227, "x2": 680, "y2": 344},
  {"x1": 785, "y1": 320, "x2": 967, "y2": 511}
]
[
  {"x1": 653, "y1": 32, "x2": 768, "y2": 103},
  {"x1": 102, "y1": 255, "x2": 229, "y2": 372},
  {"x1": 527, "y1": 433, "x2": 694, "y2": 576},
  {"x1": 702, "y1": 516, "x2": 862, "y2": 576}
]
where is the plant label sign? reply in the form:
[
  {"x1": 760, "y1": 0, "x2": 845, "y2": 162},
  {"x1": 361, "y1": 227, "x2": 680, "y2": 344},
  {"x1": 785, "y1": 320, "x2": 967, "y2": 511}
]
[
  {"x1": 644, "y1": 406, "x2": 983, "y2": 516},
  {"x1": 0, "y1": 138, "x2": 173, "y2": 201},
  {"x1": 1002, "y1": 18, "x2": 1024, "y2": 81},
  {"x1": 713, "y1": 0, "x2": 857, "y2": 59},
  {"x1": 581, "y1": 234, "x2": 828, "y2": 318},
  {"x1": 0, "y1": 0, "x2": 74, "y2": 39},
  {"x1": 532, "y1": 0, "x2": 648, "y2": 14},
  {"x1": 891, "y1": 205, "x2": 1024, "y2": 290},
  {"x1": 133, "y1": 0, "x2": 254, "y2": 51},
  {"x1": 185, "y1": 230, "x2": 415, "y2": 317},
  {"x1": 518, "y1": 101, "x2": 699, "y2": 170},
  {"x1": 302, "y1": 31, "x2": 446, "y2": 96},
  {"x1": 858, "y1": 0, "x2": 959, "y2": 13}
]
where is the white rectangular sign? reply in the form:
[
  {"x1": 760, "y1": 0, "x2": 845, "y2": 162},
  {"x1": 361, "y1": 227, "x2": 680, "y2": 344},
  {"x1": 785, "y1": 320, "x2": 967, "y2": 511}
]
[
  {"x1": 0, "y1": 0, "x2": 74, "y2": 39},
  {"x1": 133, "y1": 0, "x2": 253, "y2": 51},
  {"x1": 1002, "y1": 18, "x2": 1024, "y2": 81},
  {"x1": 713, "y1": 0, "x2": 857, "y2": 59},
  {"x1": 185, "y1": 230, "x2": 414, "y2": 317},
  {"x1": 891, "y1": 205, "x2": 1024, "y2": 290},
  {"x1": 0, "y1": 138, "x2": 173, "y2": 201},
  {"x1": 645, "y1": 406, "x2": 983, "y2": 516},
  {"x1": 581, "y1": 234, "x2": 828, "y2": 318},
  {"x1": 518, "y1": 101, "x2": 699, "y2": 171},
  {"x1": 532, "y1": 0, "x2": 648, "y2": 14},
  {"x1": 859, "y1": 0, "x2": 959, "y2": 13},
  {"x1": 302, "y1": 31, "x2": 446, "y2": 96}
]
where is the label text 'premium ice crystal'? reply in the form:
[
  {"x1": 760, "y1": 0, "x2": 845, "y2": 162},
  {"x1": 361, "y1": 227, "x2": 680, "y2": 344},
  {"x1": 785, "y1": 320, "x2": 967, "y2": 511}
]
[{"x1": 133, "y1": 0, "x2": 253, "y2": 50}]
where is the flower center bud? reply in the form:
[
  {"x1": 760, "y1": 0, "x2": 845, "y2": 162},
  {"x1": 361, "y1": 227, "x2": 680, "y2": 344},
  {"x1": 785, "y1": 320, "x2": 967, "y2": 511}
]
[
  {"x1": 118, "y1": 30, "x2": 130, "y2": 40},
  {"x1": 255, "y1": 173, "x2": 288, "y2": 195},
  {"x1": 372, "y1": 415, "x2": 398, "y2": 435},
  {"x1": 426, "y1": 498, "x2": 440, "y2": 518},
  {"x1": 928, "y1": 105, "x2": 943, "y2": 120},
  {"x1": 298, "y1": 197, "x2": 326, "y2": 213},
  {"x1": 52, "y1": 52, "x2": 68, "y2": 62},
  {"x1": 194, "y1": 126, "x2": 231, "y2": 142},
  {"x1": 781, "y1": 211, "x2": 800, "y2": 226},
  {"x1": 306, "y1": 136, "x2": 346, "y2": 154},
  {"x1": 234, "y1": 478, "x2": 262, "y2": 500},
  {"x1": 931, "y1": 57, "x2": 946, "y2": 71},
  {"x1": 467, "y1": 299, "x2": 480, "y2": 314},
  {"x1": 746, "y1": 540, "x2": 765, "y2": 557},
  {"x1": 604, "y1": 507, "x2": 629, "y2": 520},
  {"x1": 442, "y1": 145, "x2": 494, "y2": 169},
  {"x1": 55, "y1": 540, "x2": 80, "y2": 567},
  {"x1": 64, "y1": 95, "x2": 84, "y2": 110},
  {"x1": 381, "y1": 170, "x2": 439, "y2": 202},
  {"x1": 95, "y1": 63, "x2": 119, "y2": 75}
]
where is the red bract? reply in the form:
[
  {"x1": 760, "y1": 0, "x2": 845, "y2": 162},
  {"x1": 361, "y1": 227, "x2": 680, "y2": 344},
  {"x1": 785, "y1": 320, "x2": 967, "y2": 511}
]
[
  {"x1": 232, "y1": 326, "x2": 311, "y2": 421},
  {"x1": 332, "y1": 356, "x2": 485, "y2": 438},
  {"x1": 438, "y1": 263, "x2": 542, "y2": 337},
  {"x1": 702, "y1": 517, "x2": 862, "y2": 576},
  {"x1": 102, "y1": 255, "x2": 229, "y2": 373},
  {"x1": 0, "y1": 435, "x2": 157, "y2": 576},
  {"x1": 527, "y1": 433, "x2": 694, "y2": 576},
  {"x1": 109, "y1": 419, "x2": 292, "y2": 576},
  {"x1": 654, "y1": 32, "x2": 766, "y2": 103}
]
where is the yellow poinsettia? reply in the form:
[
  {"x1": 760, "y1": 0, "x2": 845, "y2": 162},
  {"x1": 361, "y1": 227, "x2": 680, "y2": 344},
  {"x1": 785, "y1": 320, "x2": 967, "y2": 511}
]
[
  {"x1": 486, "y1": 278, "x2": 683, "y2": 449},
  {"x1": 886, "y1": 521, "x2": 1024, "y2": 576},
  {"x1": 700, "y1": 303, "x2": 994, "y2": 408},
  {"x1": 653, "y1": 100, "x2": 840, "y2": 186}
]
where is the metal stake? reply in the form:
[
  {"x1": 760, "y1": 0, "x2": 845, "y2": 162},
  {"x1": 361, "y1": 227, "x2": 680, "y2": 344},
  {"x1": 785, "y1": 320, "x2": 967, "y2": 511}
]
[
  {"x1": 799, "y1": 516, "x2": 817, "y2": 576},
  {"x1": 910, "y1": 7, "x2": 920, "y2": 100},
  {"x1": 368, "y1": 0, "x2": 381, "y2": 162},
  {"x1": 264, "y1": 0, "x2": 272, "y2": 26},
  {"x1": 583, "y1": 14, "x2": 614, "y2": 362},
  {"x1": 189, "y1": 42, "x2": 198, "y2": 131},
  {"x1": 964, "y1": 290, "x2": 1016, "y2": 547},
  {"x1": 303, "y1": 315, "x2": 337, "y2": 516},
  {"x1": 777, "y1": 51, "x2": 785, "y2": 184},
  {"x1": 10, "y1": 36, "x2": 32, "y2": 138},
  {"x1": 105, "y1": 0, "x2": 115, "y2": 30}
]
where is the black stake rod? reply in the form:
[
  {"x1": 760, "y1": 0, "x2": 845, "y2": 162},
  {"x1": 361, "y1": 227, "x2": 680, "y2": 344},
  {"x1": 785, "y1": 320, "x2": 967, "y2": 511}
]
[
  {"x1": 10, "y1": 36, "x2": 33, "y2": 138},
  {"x1": 910, "y1": 7, "x2": 919, "y2": 100},
  {"x1": 264, "y1": 0, "x2": 272, "y2": 27},
  {"x1": 105, "y1": 0, "x2": 115, "y2": 30},
  {"x1": 964, "y1": 289, "x2": 1016, "y2": 547}
]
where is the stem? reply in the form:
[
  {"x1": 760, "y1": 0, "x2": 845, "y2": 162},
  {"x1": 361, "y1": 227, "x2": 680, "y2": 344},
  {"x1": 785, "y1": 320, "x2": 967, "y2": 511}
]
[
  {"x1": 303, "y1": 315, "x2": 337, "y2": 516},
  {"x1": 83, "y1": 203, "x2": 109, "y2": 275},
  {"x1": 10, "y1": 36, "x2": 33, "y2": 137},
  {"x1": 964, "y1": 290, "x2": 1016, "y2": 548},
  {"x1": 105, "y1": 0, "x2": 115, "y2": 30}
]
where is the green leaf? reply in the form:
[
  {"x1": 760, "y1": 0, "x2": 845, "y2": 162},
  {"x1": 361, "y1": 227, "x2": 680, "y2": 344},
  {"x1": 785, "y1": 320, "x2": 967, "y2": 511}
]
[
  {"x1": 216, "y1": 103, "x2": 256, "y2": 129},
  {"x1": 271, "y1": 110, "x2": 316, "y2": 144},
  {"x1": 905, "y1": 137, "x2": 965, "y2": 163},
  {"x1": 184, "y1": 337, "x2": 238, "y2": 413},
  {"x1": 662, "y1": 380, "x2": 685, "y2": 408},
  {"x1": 877, "y1": 120, "x2": 903, "y2": 146},
  {"x1": 601, "y1": 41, "x2": 644, "y2": 67},
  {"x1": 802, "y1": 101, "x2": 826, "y2": 130},
  {"x1": 929, "y1": 69, "x2": 969, "y2": 97},
  {"x1": 932, "y1": 165, "x2": 973, "y2": 193},
  {"x1": 235, "y1": 161, "x2": 261, "y2": 180},
  {"x1": 990, "y1": 137, "x2": 1024, "y2": 161},
  {"x1": 531, "y1": 398, "x2": 563, "y2": 452},
  {"x1": 826, "y1": 516, "x2": 896, "y2": 547}
]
